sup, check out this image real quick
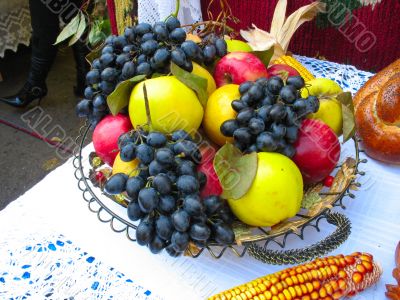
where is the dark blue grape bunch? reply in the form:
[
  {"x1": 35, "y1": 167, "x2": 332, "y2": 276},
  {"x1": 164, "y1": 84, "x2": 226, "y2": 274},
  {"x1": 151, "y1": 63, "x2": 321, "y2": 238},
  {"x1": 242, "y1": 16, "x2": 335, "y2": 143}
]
[
  {"x1": 103, "y1": 129, "x2": 236, "y2": 257},
  {"x1": 220, "y1": 76, "x2": 319, "y2": 157}
]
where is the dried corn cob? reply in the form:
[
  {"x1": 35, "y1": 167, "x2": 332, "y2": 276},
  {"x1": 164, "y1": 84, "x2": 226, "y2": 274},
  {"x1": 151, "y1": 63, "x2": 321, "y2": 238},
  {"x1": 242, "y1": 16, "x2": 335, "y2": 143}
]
[
  {"x1": 273, "y1": 55, "x2": 315, "y2": 82},
  {"x1": 115, "y1": 0, "x2": 133, "y2": 35},
  {"x1": 209, "y1": 252, "x2": 382, "y2": 300}
]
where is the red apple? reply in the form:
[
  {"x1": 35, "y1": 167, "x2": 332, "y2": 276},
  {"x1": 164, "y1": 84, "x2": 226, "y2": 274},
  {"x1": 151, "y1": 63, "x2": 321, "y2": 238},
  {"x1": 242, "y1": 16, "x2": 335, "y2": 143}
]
[
  {"x1": 214, "y1": 52, "x2": 268, "y2": 87},
  {"x1": 267, "y1": 64, "x2": 300, "y2": 80},
  {"x1": 197, "y1": 143, "x2": 222, "y2": 197},
  {"x1": 92, "y1": 114, "x2": 132, "y2": 166},
  {"x1": 292, "y1": 119, "x2": 340, "y2": 184}
]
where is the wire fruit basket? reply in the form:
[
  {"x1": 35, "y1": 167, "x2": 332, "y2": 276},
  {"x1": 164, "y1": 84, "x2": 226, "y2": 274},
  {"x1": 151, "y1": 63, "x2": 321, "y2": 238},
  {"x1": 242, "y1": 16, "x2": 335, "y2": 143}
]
[{"x1": 73, "y1": 122, "x2": 367, "y2": 264}]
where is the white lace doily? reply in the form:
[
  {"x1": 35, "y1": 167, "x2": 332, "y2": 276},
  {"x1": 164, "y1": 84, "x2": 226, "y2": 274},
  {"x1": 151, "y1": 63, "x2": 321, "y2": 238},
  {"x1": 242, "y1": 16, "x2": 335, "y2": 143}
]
[{"x1": 138, "y1": 0, "x2": 202, "y2": 26}]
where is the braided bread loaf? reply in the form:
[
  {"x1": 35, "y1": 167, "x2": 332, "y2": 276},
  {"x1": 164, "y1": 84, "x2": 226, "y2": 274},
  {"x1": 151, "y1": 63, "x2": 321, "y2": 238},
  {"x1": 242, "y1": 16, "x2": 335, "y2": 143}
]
[{"x1": 353, "y1": 59, "x2": 400, "y2": 164}]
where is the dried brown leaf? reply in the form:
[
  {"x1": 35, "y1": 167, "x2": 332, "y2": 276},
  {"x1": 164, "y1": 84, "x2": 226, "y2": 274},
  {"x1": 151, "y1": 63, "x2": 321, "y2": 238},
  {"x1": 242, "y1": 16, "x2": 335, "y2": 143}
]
[{"x1": 270, "y1": 0, "x2": 288, "y2": 38}]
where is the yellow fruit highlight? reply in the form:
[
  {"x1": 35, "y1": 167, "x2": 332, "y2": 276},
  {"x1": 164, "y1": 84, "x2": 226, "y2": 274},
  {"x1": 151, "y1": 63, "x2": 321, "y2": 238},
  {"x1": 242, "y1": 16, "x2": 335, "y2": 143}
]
[
  {"x1": 129, "y1": 76, "x2": 204, "y2": 134},
  {"x1": 203, "y1": 84, "x2": 240, "y2": 146},
  {"x1": 192, "y1": 62, "x2": 216, "y2": 96},
  {"x1": 225, "y1": 39, "x2": 253, "y2": 52},
  {"x1": 228, "y1": 152, "x2": 303, "y2": 227},
  {"x1": 112, "y1": 153, "x2": 139, "y2": 177},
  {"x1": 301, "y1": 78, "x2": 343, "y2": 135}
]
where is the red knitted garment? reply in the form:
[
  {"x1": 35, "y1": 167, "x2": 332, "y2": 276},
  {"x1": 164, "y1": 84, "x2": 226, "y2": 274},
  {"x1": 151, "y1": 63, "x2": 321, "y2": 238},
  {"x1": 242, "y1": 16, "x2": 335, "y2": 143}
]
[
  {"x1": 201, "y1": 0, "x2": 400, "y2": 71},
  {"x1": 107, "y1": 0, "x2": 118, "y2": 35}
]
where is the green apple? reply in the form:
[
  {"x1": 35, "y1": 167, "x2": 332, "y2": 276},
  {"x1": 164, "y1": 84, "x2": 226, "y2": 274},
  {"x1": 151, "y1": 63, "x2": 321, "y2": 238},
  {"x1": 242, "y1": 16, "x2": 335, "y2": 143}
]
[
  {"x1": 227, "y1": 152, "x2": 303, "y2": 227},
  {"x1": 301, "y1": 78, "x2": 343, "y2": 135},
  {"x1": 225, "y1": 39, "x2": 253, "y2": 53}
]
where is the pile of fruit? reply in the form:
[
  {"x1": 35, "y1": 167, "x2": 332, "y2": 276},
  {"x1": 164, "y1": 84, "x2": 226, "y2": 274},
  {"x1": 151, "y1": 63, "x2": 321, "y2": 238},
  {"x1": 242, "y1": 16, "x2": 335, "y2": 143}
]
[{"x1": 79, "y1": 15, "x2": 353, "y2": 257}]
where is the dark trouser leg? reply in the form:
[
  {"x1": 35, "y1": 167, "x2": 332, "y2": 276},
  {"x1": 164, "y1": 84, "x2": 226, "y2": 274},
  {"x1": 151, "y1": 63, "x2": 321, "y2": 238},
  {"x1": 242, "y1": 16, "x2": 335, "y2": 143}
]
[{"x1": 28, "y1": 0, "x2": 60, "y2": 87}]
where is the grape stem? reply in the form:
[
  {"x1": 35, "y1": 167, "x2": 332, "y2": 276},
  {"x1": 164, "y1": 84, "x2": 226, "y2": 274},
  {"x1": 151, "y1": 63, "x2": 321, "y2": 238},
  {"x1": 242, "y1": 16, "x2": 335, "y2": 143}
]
[
  {"x1": 181, "y1": 21, "x2": 234, "y2": 34},
  {"x1": 142, "y1": 83, "x2": 152, "y2": 127},
  {"x1": 173, "y1": 0, "x2": 180, "y2": 18}
]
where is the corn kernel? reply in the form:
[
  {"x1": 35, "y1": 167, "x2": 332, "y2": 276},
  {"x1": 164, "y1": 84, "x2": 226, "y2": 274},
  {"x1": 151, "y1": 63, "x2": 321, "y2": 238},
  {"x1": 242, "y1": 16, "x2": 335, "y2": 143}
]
[
  {"x1": 291, "y1": 276, "x2": 299, "y2": 285},
  {"x1": 362, "y1": 260, "x2": 373, "y2": 272},
  {"x1": 264, "y1": 291, "x2": 272, "y2": 299},
  {"x1": 278, "y1": 293, "x2": 285, "y2": 300},
  {"x1": 294, "y1": 285, "x2": 303, "y2": 296},
  {"x1": 352, "y1": 272, "x2": 364, "y2": 284},
  {"x1": 319, "y1": 287, "x2": 327, "y2": 298},
  {"x1": 288, "y1": 286, "x2": 296, "y2": 297},
  {"x1": 300, "y1": 284, "x2": 308, "y2": 294},
  {"x1": 285, "y1": 277, "x2": 293, "y2": 286},
  {"x1": 311, "y1": 291, "x2": 319, "y2": 299},
  {"x1": 312, "y1": 281, "x2": 320, "y2": 290},
  {"x1": 270, "y1": 285, "x2": 279, "y2": 295},
  {"x1": 305, "y1": 282, "x2": 314, "y2": 293},
  {"x1": 283, "y1": 289, "x2": 292, "y2": 300}
]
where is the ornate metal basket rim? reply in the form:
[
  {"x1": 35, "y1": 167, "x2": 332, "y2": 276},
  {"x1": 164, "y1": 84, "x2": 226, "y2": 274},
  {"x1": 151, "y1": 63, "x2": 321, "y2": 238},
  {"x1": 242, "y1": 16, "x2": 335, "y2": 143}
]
[{"x1": 73, "y1": 123, "x2": 367, "y2": 262}]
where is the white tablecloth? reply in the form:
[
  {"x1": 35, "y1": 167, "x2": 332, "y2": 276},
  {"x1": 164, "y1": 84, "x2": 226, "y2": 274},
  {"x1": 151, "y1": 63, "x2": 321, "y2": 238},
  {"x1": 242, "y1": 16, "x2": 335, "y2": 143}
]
[{"x1": 1, "y1": 58, "x2": 399, "y2": 300}]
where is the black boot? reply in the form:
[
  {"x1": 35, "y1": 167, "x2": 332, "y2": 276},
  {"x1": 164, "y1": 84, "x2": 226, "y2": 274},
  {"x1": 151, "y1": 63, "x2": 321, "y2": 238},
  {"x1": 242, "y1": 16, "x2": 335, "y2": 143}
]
[
  {"x1": 72, "y1": 41, "x2": 90, "y2": 98},
  {"x1": 0, "y1": 55, "x2": 52, "y2": 108}
]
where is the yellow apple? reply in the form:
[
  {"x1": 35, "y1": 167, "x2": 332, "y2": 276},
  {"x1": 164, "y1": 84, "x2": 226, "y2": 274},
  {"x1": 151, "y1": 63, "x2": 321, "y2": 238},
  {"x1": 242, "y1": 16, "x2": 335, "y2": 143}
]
[
  {"x1": 228, "y1": 152, "x2": 303, "y2": 227},
  {"x1": 112, "y1": 153, "x2": 139, "y2": 177},
  {"x1": 301, "y1": 78, "x2": 343, "y2": 135},
  {"x1": 225, "y1": 39, "x2": 253, "y2": 53}
]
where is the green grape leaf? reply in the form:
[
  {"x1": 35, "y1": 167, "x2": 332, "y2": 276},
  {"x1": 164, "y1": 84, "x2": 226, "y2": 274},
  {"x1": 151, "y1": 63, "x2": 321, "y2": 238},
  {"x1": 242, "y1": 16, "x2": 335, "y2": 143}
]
[
  {"x1": 301, "y1": 191, "x2": 322, "y2": 209},
  {"x1": 337, "y1": 92, "x2": 355, "y2": 143},
  {"x1": 107, "y1": 75, "x2": 146, "y2": 115},
  {"x1": 170, "y1": 62, "x2": 208, "y2": 108},
  {"x1": 68, "y1": 12, "x2": 87, "y2": 46},
  {"x1": 54, "y1": 13, "x2": 81, "y2": 45},
  {"x1": 213, "y1": 144, "x2": 258, "y2": 200},
  {"x1": 251, "y1": 47, "x2": 274, "y2": 67}
]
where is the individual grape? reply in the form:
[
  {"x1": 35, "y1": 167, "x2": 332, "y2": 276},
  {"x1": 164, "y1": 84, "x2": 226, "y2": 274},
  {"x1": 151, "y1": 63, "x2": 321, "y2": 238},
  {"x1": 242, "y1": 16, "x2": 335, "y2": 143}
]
[
  {"x1": 271, "y1": 123, "x2": 287, "y2": 139},
  {"x1": 141, "y1": 32, "x2": 155, "y2": 42},
  {"x1": 136, "y1": 218, "x2": 154, "y2": 246},
  {"x1": 180, "y1": 41, "x2": 200, "y2": 59},
  {"x1": 213, "y1": 222, "x2": 235, "y2": 245},
  {"x1": 260, "y1": 94, "x2": 275, "y2": 106},
  {"x1": 215, "y1": 38, "x2": 228, "y2": 57},
  {"x1": 138, "y1": 187, "x2": 159, "y2": 213},
  {"x1": 101, "y1": 67, "x2": 117, "y2": 82},
  {"x1": 293, "y1": 99, "x2": 307, "y2": 111},
  {"x1": 76, "y1": 99, "x2": 92, "y2": 117},
  {"x1": 267, "y1": 76, "x2": 284, "y2": 95},
  {"x1": 256, "y1": 77, "x2": 268, "y2": 85},
  {"x1": 104, "y1": 173, "x2": 128, "y2": 195},
  {"x1": 136, "y1": 144, "x2": 154, "y2": 165},
  {"x1": 248, "y1": 84, "x2": 263, "y2": 101},
  {"x1": 137, "y1": 54, "x2": 147, "y2": 65},
  {"x1": 138, "y1": 164, "x2": 150, "y2": 180},
  {"x1": 173, "y1": 140, "x2": 201, "y2": 162},
  {"x1": 203, "y1": 44, "x2": 217, "y2": 64},
  {"x1": 148, "y1": 235, "x2": 165, "y2": 254},
  {"x1": 198, "y1": 171, "x2": 207, "y2": 189},
  {"x1": 285, "y1": 107, "x2": 299, "y2": 126},
  {"x1": 146, "y1": 132, "x2": 167, "y2": 148},
  {"x1": 256, "y1": 105, "x2": 272, "y2": 123},
  {"x1": 245, "y1": 144, "x2": 257, "y2": 154},
  {"x1": 176, "y1": 160, "x2": 196, "y2": 176},
  {"x1": 158, "y1": 194, "x2": 176, "y2": 214},
  {"x1": 86, "y1": 69, "x2": 100, "y2": 85},
  {"x1": 203, "y1": 195, "x2": 223, "y2": 216},
  {"x1": 152, "y1": 173, "x2": 172, "y2": 195},
  {"x1": 171, "y1": 48, "x2": 187, "y2": 67},
  {"x1": 279, "y1": 85, "x2": 297, "y2": 104},
  {"x1": 171, "y1": 231, "x2": 189, "y2": 251},
  {"x1": 176, "y1": 175, "x2": 200, "y2": 194},
  {"x1": 141, "y1": 40, "x2": 158, "y2": 56},
  {"x1": 182, "y1": 59, "x2": 193, "y2": 72},
  {"x1": 100, "y1": 53, "x2": 115, "y2": 68},
  {"x1": 127, "y1": 201, "x2": 145, "y2": 221},
  {"x1": 239, "y1": 81, "x2": 253, "y2": 94},
  {"x1": 217, "y1": 205, "x2": 235, "y2": 224},
  {"x1": 171, "y1": 130, "x2": 192, "y2": 142},
  {"x1": 221, "y1": 119, "x2": 240, "y2": 137},
  {"x1": 153, "y1": 48, "x2": 170, "y2": 67},
  {"x1": 116, "y1": 53, "x2": 130, "y2": 68},
  {"x1": 165, "y1": 244, "x2": 182, "y2": 257},
  {"x1": 104, "y1": 35, "x2": 115, "y2": 45},
  {"x1": 120, "y1": 142, "x2": 136, "y2": 162},
  {"x1": 189, "y1": 223, "x2": 211, "y2": 241},
  {"x1": 153, "y1": 22, "x2": 169, "y2": 41},
  {"x1": 134, "y1": 23, "x2": 152, "y2": 36},
  {"x1": 233, "y1": 140, "x2": 246, "y2": 152},
  {"x1": 92, "y1": 58, "x2": 102, "y2": 69},
  {"x1": 183, "y1": 194, "x2": 204, "y2": 216},
  {"x1": 122, "y1": 61, "x2": 136, "y2": 79},
  {"x1": 236, "y1": 108, "x2": 255, "y2": 125},
  {"x1": 240, "y1": 93, "x2": 255, "y2": 106},
  {"x1": 124, "y1": 27, "x2": 136, "y2": 43},
  {"x1": 136, "y1": 62, "x2": 151, "y2": 76},
  {"x1": 118, "y1": 132, "x2": 135, "y2": 149},
  {"x1": 233, "y1": 128, "x2": 252, "y2": 145},
  {"x1": 275, "y1": 138, "x2": 288, "y2": 152},
  {"x1": 281, "y1": 144, "x2": 296, "y2": 158},
  {"x1": 169, "y1": 28, "x2": 186, "y2": 43},
  {"x1": 285, "y1": 126, "x2": 299, "y2": 143},
  {"x1": 156, "y1": 215, "x2": 174, "y2": 240},
  {"x1": 166, "y1": 171, "x2": 177, "y2": 184},
  {"x1": 231, "y1": 100, "x2": 247, "y2": 112},
  {"x1": 149, "y1": 160, "x2": 168, "y2": 176},
  {"x1": 287, "y1": 76, "x2": 305, "y2": 89},
  {"x1": 192, "y1": 212, "x2": 208, "y2": 224},
  {"x1": 269, "y1": 103, "x2": 287, "y2": 122},
  {"x1": 99, "y1": 81, "x2": 115, "y2": 95},
  {"x1": 155, "y1": 148, "x2": 174, "y2": 165},
  {"x1": 113, "y1": 36, "x2": 128, "y2": 49},
  {"x1": 307, "y1": 96, "x2": 320, "y2": 113},
  {"x1": 256, "y1": 132, "x2": 278, "y2": 152},
  {"x1": 126, "y1": 176, "x2": 145, "y2": 200},
  {"x1": 102, "y1": 45, "x2": 113, "y2": 54},
  {"x1": 165, "y1": 16, "x2": 181, "y2": 31},
  {"x1": 172, "y1": 209, "x2": 190, "y2": 232},
  {"x1": 248, "y1": 117, "x2": 265, "y2": 135}
]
